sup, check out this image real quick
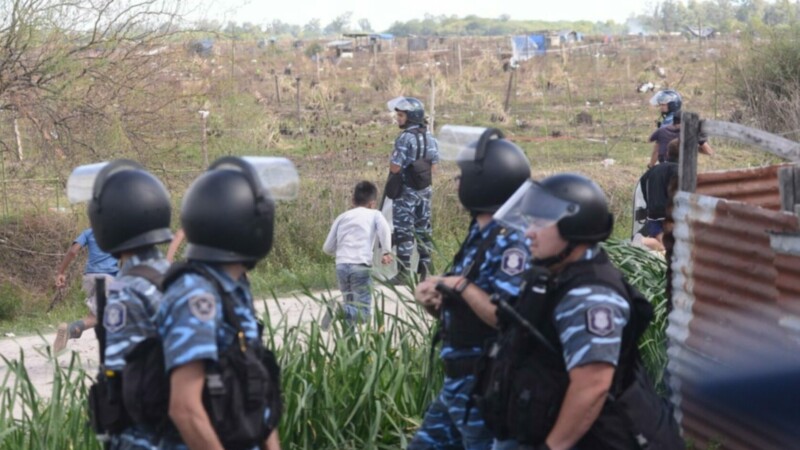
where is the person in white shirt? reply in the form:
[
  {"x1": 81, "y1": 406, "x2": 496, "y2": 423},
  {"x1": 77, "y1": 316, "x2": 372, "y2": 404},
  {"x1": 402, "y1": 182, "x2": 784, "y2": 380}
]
[{"x1": 323, "y1": 181, "x2": 393, "y2": 327}]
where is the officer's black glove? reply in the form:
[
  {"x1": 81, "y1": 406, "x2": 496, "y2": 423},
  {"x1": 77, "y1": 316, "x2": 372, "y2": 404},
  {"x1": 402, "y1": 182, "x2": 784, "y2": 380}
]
[{"x1": 435, "y1": 281, "x2": 458, "y2": 299}]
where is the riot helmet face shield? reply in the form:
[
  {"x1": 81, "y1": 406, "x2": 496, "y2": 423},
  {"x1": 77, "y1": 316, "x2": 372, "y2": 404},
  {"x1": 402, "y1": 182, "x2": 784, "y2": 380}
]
[
  {"x1": 437, "y1": 125, "x2": 531, "y2": 214},
  {"x1": 387, "y1": 96, "x2": 425, "y2": 126},
  {"x1": 494, "y1": 180, "x2": 580, "y2": 234},
  {"x1": 649, "y1": 89, "x2": 682, "y2": 113},
  {"x1": 182, "y1": 156, "x2": 298, "y2": 266},
  {"x1": 68, "y1": 159, "x2": 173, "y2": 255},
  {"x1": 67, "y1": 159, "x2": 145, "y2": 204}
]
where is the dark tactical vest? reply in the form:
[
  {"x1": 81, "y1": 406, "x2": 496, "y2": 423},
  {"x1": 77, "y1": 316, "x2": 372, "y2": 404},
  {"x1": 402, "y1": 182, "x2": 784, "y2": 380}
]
[
  {"x1": 88, "y1": 264, "x2": 167, "y2": 438},
  {"x1": 473, "y1": 250, "x2": 683, "y2": 449},
  {"x1": 90, "y1": 262, "x2": 282, "y2": 450},
  {"x1": 440, "y1": 225, "x2": 504, "y2": 351},
  {"x1": 402, "y1": 127, "x2": 433, "y2": 191}
]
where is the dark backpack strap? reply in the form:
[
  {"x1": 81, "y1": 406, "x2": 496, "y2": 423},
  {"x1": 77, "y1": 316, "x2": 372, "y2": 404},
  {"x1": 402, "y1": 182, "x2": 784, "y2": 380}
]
[
  {"x1": 125, "y1": 265, "x2": 166, "y2": 291},
  {"x1": 162, "y1": 262, "x2": 247, "y2": 341},
  {"x1": 403, "y1": 127, "x2": 428, "y2": 161},
  {"x1": 421, "y1": 131, "x2": 428, "y2": 160},
  {"x1": 462, "y1": 226, "x2": 504, "y2": 281},
  {"x1": 414, "y1": 131, "x2": 423, "y2": 161}
]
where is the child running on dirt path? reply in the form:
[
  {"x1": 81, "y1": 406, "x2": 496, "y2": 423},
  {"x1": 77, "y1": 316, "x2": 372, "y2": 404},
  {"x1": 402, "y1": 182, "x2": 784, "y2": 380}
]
[
  {"x1": 52, "y1": 227, "x2": 118, "y2": 353},
  {"x1": 322, "y1": 181, "x2": 393, "y2": 328}
]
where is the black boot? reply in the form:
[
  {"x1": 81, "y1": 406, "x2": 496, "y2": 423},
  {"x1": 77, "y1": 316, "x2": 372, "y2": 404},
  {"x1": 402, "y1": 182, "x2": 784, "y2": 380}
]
[
  {"x1": 388, "y1": 258, "x2": 412, "y2": 286},
  {"x1": 417, "y1": 260, "x2": 432, "y2": 282}
]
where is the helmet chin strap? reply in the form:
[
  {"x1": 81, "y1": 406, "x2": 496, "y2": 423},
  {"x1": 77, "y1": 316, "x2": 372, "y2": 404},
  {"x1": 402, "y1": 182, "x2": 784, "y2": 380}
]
[{"x1": 533, "y1": 241, "x2": 578, "y2": 269}]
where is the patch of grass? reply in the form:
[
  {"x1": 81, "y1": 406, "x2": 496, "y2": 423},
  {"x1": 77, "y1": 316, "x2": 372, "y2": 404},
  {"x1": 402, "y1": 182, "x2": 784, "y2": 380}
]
[
  {"x1": 0, "y1": 282, "x2": 24, "y2": 321},
  {"x1": 604, "y1": 239, "x2": 669, "y2": 387},
  {"x1": 0, "y1": 351, "x2": 98, "y2": 449}
]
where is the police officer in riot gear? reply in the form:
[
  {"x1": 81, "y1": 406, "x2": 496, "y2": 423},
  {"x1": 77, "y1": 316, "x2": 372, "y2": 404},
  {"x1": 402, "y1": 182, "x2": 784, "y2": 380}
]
[
  {"x1": 476, "y1": 173, "x2": 683, "y2": 450},
  {"x1": 386, "y1": 96, "x2": 439, "y2": 283},
  {"x1": 81, "y1": 159, "x2": 173, "y2": 450},
  {"x1": 156, "y1": 157, "x2": 284, "y2": 450},
  {"x1": 409, "y1": 128, "x2": 531, "y2": 450},
  {"x1": 650, "y1": 89, "x2": 682, "y2": 128}
]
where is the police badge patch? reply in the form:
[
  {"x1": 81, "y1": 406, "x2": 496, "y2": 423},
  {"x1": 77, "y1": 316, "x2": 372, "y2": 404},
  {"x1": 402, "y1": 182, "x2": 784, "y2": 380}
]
[
  {"x1": 586, "y1": 305, "x2": 614, "y2": 336},
  {"x1": 501, "y1": 248, "x2": 525, "y2": 276},
  {"x1": 104, "y1": 303, "x2": 126, "y2": 333},
  {"x1": 188, "y1": 293, "x2": 216, "y2": 321}
]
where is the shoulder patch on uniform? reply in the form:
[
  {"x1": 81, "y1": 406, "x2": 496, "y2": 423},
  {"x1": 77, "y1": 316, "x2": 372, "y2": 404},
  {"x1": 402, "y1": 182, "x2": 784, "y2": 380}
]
[
  {"x1": 107, "y1": 280, "x2": 126, "y2": 292},
  {"x1": 501, "y1": 248, "x2": 525, "y2": 276},
  {"x1": 188, "y1": 293, "x2": 216, "y2": 321},
  {"x1": 104, "y1": 303, "x2": 126, "y2": 333},
  {"x1": 586, "y1": 305, "x2": 614, "y2": 336}
]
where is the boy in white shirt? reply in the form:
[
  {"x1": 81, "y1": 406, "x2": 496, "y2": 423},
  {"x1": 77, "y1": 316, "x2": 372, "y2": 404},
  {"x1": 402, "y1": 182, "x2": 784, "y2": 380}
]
[{"x1": 323, "y1": 181, "x2": 393, "y2": 327}]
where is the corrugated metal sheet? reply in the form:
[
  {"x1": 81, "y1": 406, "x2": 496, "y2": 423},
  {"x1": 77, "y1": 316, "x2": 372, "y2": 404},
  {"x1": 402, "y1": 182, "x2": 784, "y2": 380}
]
[
  {"x1": 668, "y1": 191, "x2": 800, "y2": 449},
  {"x1": 696, "y1": 164, "x2": 788, "y2": 210}
]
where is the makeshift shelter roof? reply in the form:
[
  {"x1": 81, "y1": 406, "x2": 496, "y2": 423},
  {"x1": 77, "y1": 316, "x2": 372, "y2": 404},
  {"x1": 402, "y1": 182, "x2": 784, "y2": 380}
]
[
  {"x1": 370, "y1": 33, "x2": 394, "y2": 40},
  {"x1": 686, "y1": 26, "x2": 715, "y2": 38},
  {"x1": 326, "y1": 40, "x2": 353, "y2": 48}
]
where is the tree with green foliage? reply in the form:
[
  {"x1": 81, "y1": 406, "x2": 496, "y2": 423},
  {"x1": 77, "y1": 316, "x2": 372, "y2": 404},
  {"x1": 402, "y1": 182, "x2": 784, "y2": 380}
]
[
  {"x1": 324, "y1": 12, "x2": 353, "y2": 35},
  {"x1": 303, "y1": 18, "x2": 322, "y2": 37},
  {"x1": 358, "y1": 18, "x2": 372, "y2": 32}
]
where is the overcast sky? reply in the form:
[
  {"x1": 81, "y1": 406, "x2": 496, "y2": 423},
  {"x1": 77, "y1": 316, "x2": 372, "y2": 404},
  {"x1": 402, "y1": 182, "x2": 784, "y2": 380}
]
[{"x1": 193, "y1": 0, "x2": 654, "y2": 31}]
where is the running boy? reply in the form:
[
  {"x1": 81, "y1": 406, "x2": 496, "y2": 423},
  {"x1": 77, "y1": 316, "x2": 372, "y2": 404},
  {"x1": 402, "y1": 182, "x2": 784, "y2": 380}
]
[{"x1": 323, "y1": 181, "x2": 393, "y2": 326}]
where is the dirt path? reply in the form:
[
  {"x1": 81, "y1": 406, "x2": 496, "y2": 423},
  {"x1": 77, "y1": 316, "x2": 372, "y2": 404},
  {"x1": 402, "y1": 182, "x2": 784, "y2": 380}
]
[{"x1": 0, "y1": 285, "x2": 416, "y2": 403}]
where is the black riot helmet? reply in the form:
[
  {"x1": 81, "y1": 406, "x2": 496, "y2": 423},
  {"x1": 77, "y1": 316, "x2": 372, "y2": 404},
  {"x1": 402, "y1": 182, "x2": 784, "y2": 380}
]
[
  {"x1": 494, "y1": 173, "x2": 613, "y2": 267},
  {"x1": 88, "y1": 160, "x2": 173, "y2": 256},
  {"x1": 391, "y1": 96, "x2": 425, "y2": 126},
  {"x1": 539, "y1": 173, "x2": 614, "y2": 243},
  {"x1": 181, "y1": 156, "x2": 275, "y2": 266},
  {"x1": 457, "y1": 128, "x2": 531, "y2": 214}
]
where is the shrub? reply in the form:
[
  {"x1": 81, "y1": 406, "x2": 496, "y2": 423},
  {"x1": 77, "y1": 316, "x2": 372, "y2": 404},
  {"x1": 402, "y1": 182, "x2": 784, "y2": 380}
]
[
  {"x1": 727, "y1": 26, "x2": 800, "y2": 140},
  {"x1": 0, "y1": 282, "x2": 23, "y2": 321}
]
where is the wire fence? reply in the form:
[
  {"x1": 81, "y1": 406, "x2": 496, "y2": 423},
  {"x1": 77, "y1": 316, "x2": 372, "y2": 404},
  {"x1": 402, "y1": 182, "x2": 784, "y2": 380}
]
[{"x1": 0, "y1": 33, "x2": 741, "y2": 219}]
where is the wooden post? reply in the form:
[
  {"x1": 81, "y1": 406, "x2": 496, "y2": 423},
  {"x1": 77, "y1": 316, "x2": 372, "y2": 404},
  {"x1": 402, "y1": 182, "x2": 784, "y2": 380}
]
[
  {"x1": 778, "y1": 166, "x2": 800, "y2": 212},
  {"x1": 295, "y1": 77, "x2": 301, "y2": 120},
  {"x1": 199, "y1": 110, "x2": 209, "y2": 166},
  {"x1": 503, "y1": 69, "x2": 515, "y2": 113},
  {"x1": 713, "y1": 61, "x2": 718, "y2": 119},
  {"x1": 274, "y1": 74, "x2": 281, "y2": 105},
  {"x1": 457, "y1": 43, "x2": 463, "y2": 77},
  {"x1": 626, "y1": 54, "x2": 630, "y2": 80},
  {"x1": 13, "y1": 117, "x2": 23, "y2": 161},
  {"x1": 429, "y1": 75, "x2": 436, "y2": 130},
  {"x1": 679, "y1": 112, "x2": 700, "y2": 193},
  {"x1": 0, "y1": 147, "x2": 7, "y2": 218}
]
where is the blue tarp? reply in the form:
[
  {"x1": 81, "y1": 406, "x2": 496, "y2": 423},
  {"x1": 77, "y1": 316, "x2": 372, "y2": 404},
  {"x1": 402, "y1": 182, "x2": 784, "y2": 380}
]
[{"x1": 511, "y1": 34, "x2": 546, "y2": 60}]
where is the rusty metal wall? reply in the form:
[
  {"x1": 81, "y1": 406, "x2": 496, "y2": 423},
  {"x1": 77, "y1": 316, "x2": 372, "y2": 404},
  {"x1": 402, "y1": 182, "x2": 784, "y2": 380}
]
[
  {"x1": 668, "y1": 190, "x2": 800, "y2": 449},
  {"x1": 696, "y1": 164, "x2": 788, "y2": 210}
]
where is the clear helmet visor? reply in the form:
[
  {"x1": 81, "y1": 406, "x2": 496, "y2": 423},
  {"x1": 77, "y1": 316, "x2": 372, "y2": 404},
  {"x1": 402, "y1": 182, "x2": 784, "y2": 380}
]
[
  {"x1": 387, "y1": 96, "x2": 422, "y2": 113},
  {"x1": 436, "y1": 125, "x2": 508, "y2": 162},
  {"x1": 211, "y1": 156, "x2": 299, "y2": 201},
  {"x1": 493, "y1": 180, "x2": 580, "y2": 233},
  {"x1": 649, "y1": 89, "x2": 680, "y2": 106},
  {"x1": 436, "y1": 125, "x2": 486, "y2": 161},
  {"x1": 66, "y1": 159, "x2": 144, "y2": 204}
]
